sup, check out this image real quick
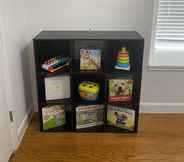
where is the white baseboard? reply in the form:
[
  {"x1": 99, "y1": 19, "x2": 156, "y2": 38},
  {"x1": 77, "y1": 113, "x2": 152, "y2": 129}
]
[
  {"x1": 140, "y1": 102, "x2": 184, "y2": 113},
  {"x1": 16, "y1": 105, "x2": 33, "y2": 150}
]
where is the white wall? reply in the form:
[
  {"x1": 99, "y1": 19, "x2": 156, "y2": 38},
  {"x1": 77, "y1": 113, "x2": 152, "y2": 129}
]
[
  {"x1": 0, "y1": 0, "x2": 34, "y2": 148},
  {"x1": 0, "y1": 18, "x2": 13, "y2": 162},
  {"x1": 27, "y1": 0, "x2": 184, "y2": 113}
]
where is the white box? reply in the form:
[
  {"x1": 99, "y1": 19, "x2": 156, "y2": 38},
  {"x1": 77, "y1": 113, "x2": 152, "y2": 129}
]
[{"x1": 45, "y1": 75, "x2": 70, "y2": 100}]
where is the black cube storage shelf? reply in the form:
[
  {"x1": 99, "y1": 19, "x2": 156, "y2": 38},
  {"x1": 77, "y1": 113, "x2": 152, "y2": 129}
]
[{"x1": 33, "y1": 31, "x2": 144, "y2": 133}]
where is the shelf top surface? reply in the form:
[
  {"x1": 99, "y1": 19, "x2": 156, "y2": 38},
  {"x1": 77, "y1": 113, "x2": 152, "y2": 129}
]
[{"x1": 34, "y1": 31, "x2": 144, "y2": 40}]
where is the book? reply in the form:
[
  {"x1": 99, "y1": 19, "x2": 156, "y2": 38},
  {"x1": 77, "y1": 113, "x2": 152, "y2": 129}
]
[
  {"x1": 107, "y1": 105, "x2": 135, "y2": 131},
  {"x1": 80, "y1": 49, "x2": 101, "y2": 70},
  {"x1": 45, "y1": 75, "x2": 70, "y2": 100},
  {"x1": 76, "y1": 105, "x2": 104, "y2": 129},
  {"x1": 42, "y1": 105, "x2": 65, "y2": 130},
  {"x1": 108, "y1": 78, "x2": 133, "y2": 102}
]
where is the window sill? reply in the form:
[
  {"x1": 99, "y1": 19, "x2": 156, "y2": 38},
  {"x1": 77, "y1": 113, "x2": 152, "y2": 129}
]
[{"x1": 149, "y1": 49, "x2": 184, "y2": 71}]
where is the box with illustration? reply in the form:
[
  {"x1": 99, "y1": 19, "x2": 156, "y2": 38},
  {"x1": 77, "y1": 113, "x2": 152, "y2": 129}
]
[
  {"x1": 42, "y1": 105, "x2": 66, "y2": 130},
  {"x1": 108, "y1": 77, "x2": 133, "y2": 102},
  {"x1": 44, "y1": 75, "x2": 71, "y2": 101},
  {"x1": 80, "y1": 49, "x2": 101, "y2": 70},
  {"x1": 76, "y1": 105, "x2": 104, "y2": 129},
  {"x1": 107, "y1": 105, "x2": 135, "y2": 131}
]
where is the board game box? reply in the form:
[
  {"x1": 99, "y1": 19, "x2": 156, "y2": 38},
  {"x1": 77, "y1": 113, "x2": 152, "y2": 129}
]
[
  {"x1": 42, "y1": 105, "x2": 65, "y2": 130},
  {"x1": 80, "y1": 49, "x2": 101, "y2": 70},
  {"x1": 108, "y1": 78, "x2": 133, "y2": 102},
  {"x1": 76, "y1": 105, "x2": 104, "y2": 129},
  {"x1": 107, "y1": 105, "x2": 135, "y2": 131}
]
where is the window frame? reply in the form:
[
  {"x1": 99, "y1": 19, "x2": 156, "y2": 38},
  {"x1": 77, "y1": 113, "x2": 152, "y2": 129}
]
[{"x1": 149, "y1": 0, "x2": 184, "y2": 70}]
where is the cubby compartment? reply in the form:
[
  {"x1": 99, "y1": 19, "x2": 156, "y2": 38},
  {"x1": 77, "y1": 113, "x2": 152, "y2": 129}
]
[
  {"x1": 39, "y1": 103, "x2": 73, "y2": 132},
  {"x1": 34, "y1": 40, "x2": 72, "y2": 74},
  {"x1": 72, "y1": 40, "x2": 105, "y2": 73},
  {"x1": 105, "y1": 103, "x2": 136, "y2": 133},
  {"x1": 73, "y1": 104, "x2": 105, "y2": 132},
  {"x1": 104, "y1": 40, "x2": 140, "y2": 74},
  {"x1": 36, "y1": 74, "x2": 72, "y2": 108},
  {"x1": 71, "y1": 73, "x2": 105, "y2": 105}
]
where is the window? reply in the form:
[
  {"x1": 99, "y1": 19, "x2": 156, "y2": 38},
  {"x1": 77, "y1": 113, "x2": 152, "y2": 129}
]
[{"x1": 149, "y1": 0, "x2": 184, "y2": 69}]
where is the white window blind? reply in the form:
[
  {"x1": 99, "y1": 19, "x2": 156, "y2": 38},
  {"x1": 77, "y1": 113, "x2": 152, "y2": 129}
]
[
  {"x1": 155, "y1": 0, "x2": 184, "y2": 41},
  {"x1": 149, "y1": 0, "x2": 184, "y2": 68}
]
